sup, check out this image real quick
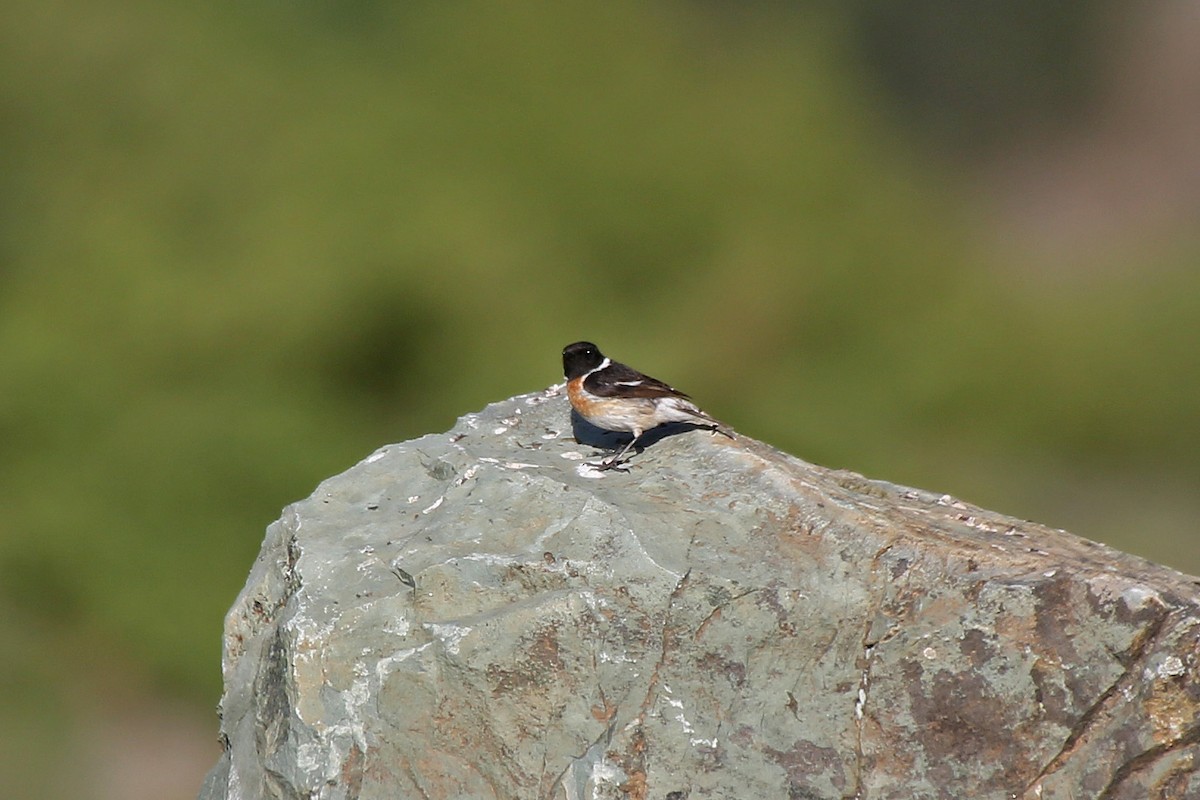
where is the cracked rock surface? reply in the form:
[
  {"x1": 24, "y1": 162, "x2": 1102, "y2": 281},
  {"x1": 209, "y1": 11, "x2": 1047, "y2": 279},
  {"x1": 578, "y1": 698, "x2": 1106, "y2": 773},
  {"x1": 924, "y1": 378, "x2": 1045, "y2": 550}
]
[{"x1": 199, "y1": 386, "x2": 1200, "y2": 800}]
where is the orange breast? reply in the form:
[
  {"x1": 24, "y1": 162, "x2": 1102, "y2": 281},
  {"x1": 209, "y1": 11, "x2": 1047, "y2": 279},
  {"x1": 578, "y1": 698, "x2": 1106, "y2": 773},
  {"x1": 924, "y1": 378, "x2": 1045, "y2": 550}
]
[{"x1": 566, "y1": 376, "x2": 597, "y2": 416}]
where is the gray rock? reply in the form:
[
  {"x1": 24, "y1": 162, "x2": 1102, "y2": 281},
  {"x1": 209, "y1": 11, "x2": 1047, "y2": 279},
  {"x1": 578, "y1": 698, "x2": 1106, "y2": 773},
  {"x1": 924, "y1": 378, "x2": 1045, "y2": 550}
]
[{"x1": 199, "y1": 386, "x2": 1200, "y2": 800}]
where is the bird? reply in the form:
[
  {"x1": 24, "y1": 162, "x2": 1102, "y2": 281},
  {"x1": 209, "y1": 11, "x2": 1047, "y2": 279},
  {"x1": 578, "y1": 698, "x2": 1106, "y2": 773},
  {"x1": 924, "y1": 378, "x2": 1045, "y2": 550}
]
[{"x1": 562, "y1": 341, "x2": 731, "y2": 470}]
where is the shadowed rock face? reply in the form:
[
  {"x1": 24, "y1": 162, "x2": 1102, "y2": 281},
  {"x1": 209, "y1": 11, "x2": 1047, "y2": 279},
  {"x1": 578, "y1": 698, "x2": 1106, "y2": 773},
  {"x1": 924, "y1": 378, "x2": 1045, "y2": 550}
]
[{"x1": 199, "y1": 386, "x2": 1200, "y2": 800}]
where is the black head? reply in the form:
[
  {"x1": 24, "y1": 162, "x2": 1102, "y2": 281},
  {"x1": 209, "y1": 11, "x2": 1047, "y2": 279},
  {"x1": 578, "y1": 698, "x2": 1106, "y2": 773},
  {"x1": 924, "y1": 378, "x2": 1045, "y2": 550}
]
[{"x1": 563, "y1": 341, "x2": 605, "y2": 380}]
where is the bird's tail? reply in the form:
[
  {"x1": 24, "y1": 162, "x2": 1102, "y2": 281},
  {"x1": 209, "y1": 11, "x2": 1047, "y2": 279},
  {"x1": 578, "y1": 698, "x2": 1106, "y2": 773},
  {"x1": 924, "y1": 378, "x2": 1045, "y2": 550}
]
[{"x1": 685, "y1": 407, "x2": 734, "y2": 439}]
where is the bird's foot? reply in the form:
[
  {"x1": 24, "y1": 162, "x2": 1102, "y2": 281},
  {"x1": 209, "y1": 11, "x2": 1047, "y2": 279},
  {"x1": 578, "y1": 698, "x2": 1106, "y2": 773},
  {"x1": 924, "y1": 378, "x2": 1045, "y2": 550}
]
[{"x1": 595, "y1": 456, "x2": 632, "y2": 472}]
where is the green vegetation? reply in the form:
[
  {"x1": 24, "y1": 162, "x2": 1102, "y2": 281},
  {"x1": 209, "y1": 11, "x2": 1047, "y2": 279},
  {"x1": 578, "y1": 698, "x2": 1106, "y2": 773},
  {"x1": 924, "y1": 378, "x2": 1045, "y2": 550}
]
[{"x1": 1, "y1": 2, "x2": 1196, "y2": 794}]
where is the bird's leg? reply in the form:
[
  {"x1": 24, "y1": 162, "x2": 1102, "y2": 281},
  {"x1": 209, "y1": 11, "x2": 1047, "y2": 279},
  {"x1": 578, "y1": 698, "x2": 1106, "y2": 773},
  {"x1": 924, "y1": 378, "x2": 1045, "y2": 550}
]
[{"x1": 598, "y1": 432, "x2": 642, "y2": 470}]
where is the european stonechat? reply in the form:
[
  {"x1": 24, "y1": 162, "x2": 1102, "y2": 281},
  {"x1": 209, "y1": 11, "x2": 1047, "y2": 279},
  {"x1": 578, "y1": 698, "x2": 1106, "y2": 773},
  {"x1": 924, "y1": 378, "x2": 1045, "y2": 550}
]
[{"x1": 562, "y1": 341, "x2": 731, "y2": 470}]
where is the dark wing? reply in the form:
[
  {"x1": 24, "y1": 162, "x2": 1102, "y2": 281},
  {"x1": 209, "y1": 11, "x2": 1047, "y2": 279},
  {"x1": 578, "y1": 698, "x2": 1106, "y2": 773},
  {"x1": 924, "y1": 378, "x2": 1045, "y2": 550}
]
[{"x1": 584, "y1": 360, "x2": 692, "y2": 400}]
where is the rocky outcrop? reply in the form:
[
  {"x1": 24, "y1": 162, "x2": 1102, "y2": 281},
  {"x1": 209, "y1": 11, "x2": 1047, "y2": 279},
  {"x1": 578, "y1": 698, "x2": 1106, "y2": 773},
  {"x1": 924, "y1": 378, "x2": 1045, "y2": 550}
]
[{"x1": 199, "y1": 386, "x2": 1200, "y2": 800}]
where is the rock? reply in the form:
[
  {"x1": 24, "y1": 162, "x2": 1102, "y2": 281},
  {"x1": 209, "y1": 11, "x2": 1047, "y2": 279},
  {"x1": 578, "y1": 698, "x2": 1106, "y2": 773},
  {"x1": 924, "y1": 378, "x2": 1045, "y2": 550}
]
[{"x1": 199, "y1": 386, "x2": 1200, "y2": 800}]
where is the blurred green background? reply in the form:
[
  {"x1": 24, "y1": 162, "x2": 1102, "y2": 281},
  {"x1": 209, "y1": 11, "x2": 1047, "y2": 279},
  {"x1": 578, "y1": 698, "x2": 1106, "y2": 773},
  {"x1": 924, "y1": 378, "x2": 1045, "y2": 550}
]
[{"x1": 2, "y1": 1, "x2": 1197, "y2": 797}]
